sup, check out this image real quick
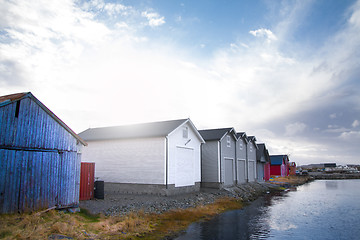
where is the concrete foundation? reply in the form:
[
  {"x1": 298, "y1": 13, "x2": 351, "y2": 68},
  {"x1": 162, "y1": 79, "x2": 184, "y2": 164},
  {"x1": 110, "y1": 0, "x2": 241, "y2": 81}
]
[
  {"x1": 105, "y1": 182, "x2": 201, "y2": 196},
  {"x1": 201, "y1": 182, "x2": 224, "y2": 189}
]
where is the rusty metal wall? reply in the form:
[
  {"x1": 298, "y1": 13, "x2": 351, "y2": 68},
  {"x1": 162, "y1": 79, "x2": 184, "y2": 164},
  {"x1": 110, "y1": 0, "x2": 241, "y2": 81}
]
[
  {"x1": 0, "y1": 97, "x2": 81, "y2": 213},
  {"x1": 79, "y1": 162, "x2": 95, "y2": 201}
]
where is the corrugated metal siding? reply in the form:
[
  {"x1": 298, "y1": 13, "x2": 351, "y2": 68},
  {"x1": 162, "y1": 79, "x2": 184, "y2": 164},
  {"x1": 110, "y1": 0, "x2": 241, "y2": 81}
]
[
  {"x1": 80, "y1": 162, "x2": 95, "y2": 201},
  {"x1": 0, "y1": 150, "x2": 81, "y2": 213},
  {"x1": 0, "y1": 98, "x2": 78, "y2": 151},
  {"x1": 0, "y1": 97, "x2": 82, "y2": 213}
]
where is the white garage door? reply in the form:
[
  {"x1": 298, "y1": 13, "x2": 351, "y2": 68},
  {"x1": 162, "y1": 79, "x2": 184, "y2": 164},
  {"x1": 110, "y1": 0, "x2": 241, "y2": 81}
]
[
  {"x1": 175, "y1": 147, "x2": 194, "y2": 187},
  {"x1": 257, "y1": 163, "x2": 264, "y2": 182},
  {"x1": 237, "y1": 159, "x2": 246, "y2": 183},
  {"x1": 248, "y1": 160, "x2": 256, "y2": 182},
  {"x1": 224, "y1": 158, "x2": 234, "y2": 186}
]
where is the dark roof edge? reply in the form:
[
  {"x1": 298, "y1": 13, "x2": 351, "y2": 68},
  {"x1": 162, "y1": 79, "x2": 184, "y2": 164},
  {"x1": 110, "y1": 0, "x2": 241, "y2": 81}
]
[{"x1": 3, "y1": 92, "x2": 87, "y2": 146}]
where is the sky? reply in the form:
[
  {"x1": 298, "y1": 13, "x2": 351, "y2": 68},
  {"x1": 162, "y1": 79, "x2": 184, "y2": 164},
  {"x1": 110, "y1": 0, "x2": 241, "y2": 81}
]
[{"x1": 0, "y1": 0, "x2": 359, "y2": 166}]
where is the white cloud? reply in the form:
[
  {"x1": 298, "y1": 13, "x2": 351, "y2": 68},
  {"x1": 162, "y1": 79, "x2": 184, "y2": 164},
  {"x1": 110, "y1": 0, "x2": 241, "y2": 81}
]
[
  {"x1": 249, "y1": 28, "x2": 277, "y2": 42},
  {"x1": 339, "y1": 131, "x2": 360, "y2": 141},
  {"x1": 352, "y1": 119, "x2": 360, "y2": 128},
  {"x1": 285, "y1": 122, "x2": 307, "y2": 136},
  {"x1": 84, "y1": 0, "x2": 130, "y2": 16},
  {"x1": 257, "y1": 135, "x2": 330, "y2": 165},
  {"x1": 325, "y1": 127, "x2": 350, "y2": 133},
  {"x1": 141, "y1": 11, "x2": 165, "y2": 27},
  {"x1": 0, "y1": 0, "x2": 110, "y2": 87},
  {"x1": 329, "y1": 113, "x2": 337, "y2": 119},
  {"x1": 349, "y1": 0, "x2": 360, "y2": 27},
  {"x1": 1, "y1": 0, "x2": 360, "y2": 166}
]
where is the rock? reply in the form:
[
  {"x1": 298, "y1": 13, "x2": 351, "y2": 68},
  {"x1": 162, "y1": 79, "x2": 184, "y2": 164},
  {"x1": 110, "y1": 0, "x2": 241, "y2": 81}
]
[
  {"x1": 48, "y1": 234, "x2": 73, "y2": 239},
  {"x1": 80, "y1": 182, "x2": 283, "y2": 216}
]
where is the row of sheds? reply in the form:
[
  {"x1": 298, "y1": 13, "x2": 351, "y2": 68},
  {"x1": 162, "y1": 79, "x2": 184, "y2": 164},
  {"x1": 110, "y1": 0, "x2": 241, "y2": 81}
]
[{"x1": 0, "y1": 92, "x2": 292, "y2": 213}]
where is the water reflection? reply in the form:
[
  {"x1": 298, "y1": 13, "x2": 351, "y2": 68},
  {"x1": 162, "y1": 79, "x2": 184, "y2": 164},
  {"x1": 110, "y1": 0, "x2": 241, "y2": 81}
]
[
  {"x1": 325, "y1": 181, "x2": 338, "y2": 189},
  {"x1": 176, "y1": 193, "x2": 282, "y2": 240},
  {"x1": 176, "y1": 180, "x2": 360, "y2": 240}
]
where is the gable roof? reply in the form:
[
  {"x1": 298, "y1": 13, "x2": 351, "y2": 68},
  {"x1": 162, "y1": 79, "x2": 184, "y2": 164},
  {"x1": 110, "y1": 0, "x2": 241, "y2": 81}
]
[
  {"x1": 235, "y1": 132, "x2": 249, "y2": 142},
  {"x1": 0, "y1": 92, "x2": 27, "y2": 106},
  {"x1": 247, "y1": 136, "x2": 257, "y2": 142},
  {"x1": 256, "y1": 143, "x2": 270, "y2": 162},
  {"x1": 0, "y1": 92, "x2": 87, "y2": 146},
  {"x1": 198, "y1": 128, "x2": 235, "y2": 141},
  {"x1": 79, "y1": 118, "x2": 204, "y2": 142},
  {"x1": 270, "y1": 155, "x2": 288, "y2": 165},
  {"x1": 247, "y1": 135, "x2": 259, "y2": 149}
]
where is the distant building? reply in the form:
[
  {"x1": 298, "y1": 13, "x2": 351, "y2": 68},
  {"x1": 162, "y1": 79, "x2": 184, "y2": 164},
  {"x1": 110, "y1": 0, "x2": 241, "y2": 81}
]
[
  {"x1": 235, "y1": 132, "x2": 248, "y2": 184},
  {"x1": 256, "y1": 143, "x2": 270, "y2": 181},
  {"x1": 289, "y1": 162, "x2": 297, "y2": 175},
  {"x1": 324, "y1": 163, "x2": 336, "y2": 168},
  {"x1": 199, "y1": 128, "x2": 237, "y2": 188},
  {"x1": 269, "y1": 155, "x2": 289, "y2": 177},
  {"x1": 247, "y1": 136, "x2": 258, "y2": 182},
  {"x1": 300, "y1": 163, "x2": 337, "y2": 169},
  {"x1": 0, "y1": 92, "x2": 86, "y2": 213}
]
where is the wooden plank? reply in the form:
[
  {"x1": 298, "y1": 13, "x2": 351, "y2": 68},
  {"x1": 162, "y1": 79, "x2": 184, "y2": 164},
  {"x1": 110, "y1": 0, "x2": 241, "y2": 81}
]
[{"x1": 0, "y1": 149, "x2": 6, "y2": 212}]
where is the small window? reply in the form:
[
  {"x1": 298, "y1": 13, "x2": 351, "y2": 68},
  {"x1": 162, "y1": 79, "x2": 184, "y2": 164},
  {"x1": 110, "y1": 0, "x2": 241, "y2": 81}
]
[
  {"x1": 239, "y1": 142, "x2": 243, "y2": 150},
  {"x1": 250, "y1": 144, "x2": 253, "y2": 152},
  {"x1": 227, "y1": 135, "x2": 231, "y2": 147},
  {"x1": 15, "y1": 101, "x2": 21, "y2": 118},
  {"x1": 183, "y1": 127, "x2": 188, "y2": 139}
]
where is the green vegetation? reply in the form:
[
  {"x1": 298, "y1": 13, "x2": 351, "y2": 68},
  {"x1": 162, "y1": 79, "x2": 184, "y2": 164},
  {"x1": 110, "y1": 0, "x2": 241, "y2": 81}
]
[{"x1": 0, "y1": 197, "x2": 243, "y2": 239}]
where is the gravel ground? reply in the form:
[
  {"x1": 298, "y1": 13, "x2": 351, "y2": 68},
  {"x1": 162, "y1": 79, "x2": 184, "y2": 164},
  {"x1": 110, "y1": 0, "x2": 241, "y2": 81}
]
[{"x1": 79, "y1": 182, "x2": 279, "y2": 216}]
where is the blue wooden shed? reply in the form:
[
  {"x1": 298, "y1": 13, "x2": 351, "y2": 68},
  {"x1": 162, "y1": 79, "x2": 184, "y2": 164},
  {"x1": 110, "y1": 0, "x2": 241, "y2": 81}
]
[{"x1": 0, "y1": 92, "x2": 87, "y2": 213}]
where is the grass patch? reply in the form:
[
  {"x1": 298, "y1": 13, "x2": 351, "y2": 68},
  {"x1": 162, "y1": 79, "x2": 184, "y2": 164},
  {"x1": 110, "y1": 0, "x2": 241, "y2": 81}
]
[
  {"x1": 0, "y1": 197, "x2": 244, "y2": 239},
  {"x1": 0, "y1": 230, "x2": 12, "y2": 238},
  {"x1": 77, "y1": 208, "x2": 100, "y2": 223},
  {"x1": 269, "y1": 175, "x2": 311, "y2": 186}
]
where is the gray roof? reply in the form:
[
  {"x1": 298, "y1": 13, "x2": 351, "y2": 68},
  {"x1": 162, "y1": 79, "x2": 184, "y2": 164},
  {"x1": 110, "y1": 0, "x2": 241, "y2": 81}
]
[
  {"x1": 199, "y1": 128, "x2": 234, "y2": 141},
  {"x1": 78, "y1": 119, "x2": 189, "y2": 141},
  {"x1": 248, "y1": 135, "x2": 257, "y2": 141},
  {"x1": 236, "y1": 132, "x2": 247, "y2": 139},
  {"x1": 256, "y1": 143, "x2": 270, "y2": 162}
]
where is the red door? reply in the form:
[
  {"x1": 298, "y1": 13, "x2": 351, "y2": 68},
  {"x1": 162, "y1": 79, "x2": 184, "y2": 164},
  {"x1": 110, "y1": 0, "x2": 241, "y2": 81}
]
[
  {"x1": 79, "y1": 162, "x2": 95, "y2": 201},
  {"x1": 264, "y1": 162, "x2": 271, "y2": 181}
]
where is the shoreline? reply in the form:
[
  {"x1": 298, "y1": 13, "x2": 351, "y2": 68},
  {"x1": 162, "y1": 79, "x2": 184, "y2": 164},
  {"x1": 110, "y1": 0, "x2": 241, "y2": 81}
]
[
  {"x1": 0, "y1": 176, "x2": 312, "y2": 239},
  {"x1": 308, "y1": 172, "x2": 360, "y2": 180},
  {"x1": 79, "y1": 181, "x2": 288, "y2": 217}
]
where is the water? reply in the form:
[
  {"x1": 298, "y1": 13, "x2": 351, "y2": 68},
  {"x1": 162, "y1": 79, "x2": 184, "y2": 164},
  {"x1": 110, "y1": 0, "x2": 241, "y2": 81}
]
[{"x1": 176, "y1": 180, "x2": 360, "y2": 240}]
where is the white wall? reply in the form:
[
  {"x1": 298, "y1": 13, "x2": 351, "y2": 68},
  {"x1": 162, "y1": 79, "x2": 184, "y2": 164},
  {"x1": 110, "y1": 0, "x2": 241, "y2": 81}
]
[
  {"x1": 167, "y1": 122, "x2": 202, "y2": 187},
  {"x1": 81, "y1": 137, "x2": 165, "y2": 184}
]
